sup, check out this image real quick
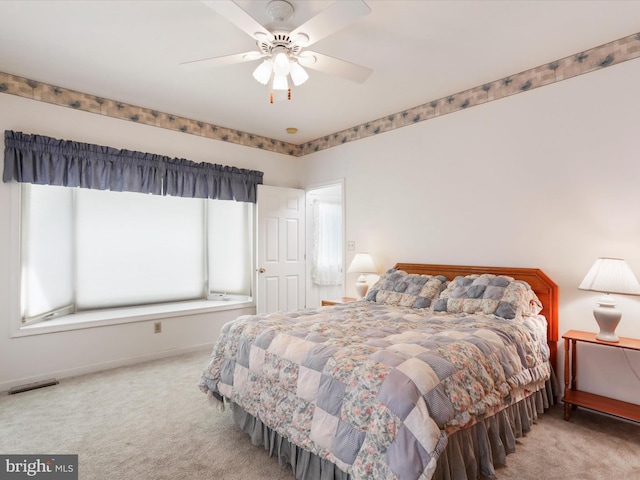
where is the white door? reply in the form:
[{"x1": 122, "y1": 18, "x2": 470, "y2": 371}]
[{"x1": 256, "y1": 185, "x2": 306, "y2": 314}]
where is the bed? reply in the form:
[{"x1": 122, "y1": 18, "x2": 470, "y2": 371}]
[{"x1": 199, "y1": 263, "x2": 559, "y2": 480}]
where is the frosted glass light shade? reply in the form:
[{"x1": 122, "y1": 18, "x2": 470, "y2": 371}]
[
  {"x1": 579, "y1": 257, "x2": 640, "y2": 343},
  {"x1": 273, "y1": 51, "x2": 290, "y2": 76},
  {"x1": 289, "y1": 61, "x2": 309, "y2": 86},
  {"x1": 252, "y1": 60, "x2": 273, "y2": 85},
  {"x1": 272, "y1": 73, "x2": 289, "y2": 91}
]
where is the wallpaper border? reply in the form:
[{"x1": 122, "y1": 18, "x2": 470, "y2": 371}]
[{"x1": 1, "y1": 32, "x2": 639, "y2": 157}]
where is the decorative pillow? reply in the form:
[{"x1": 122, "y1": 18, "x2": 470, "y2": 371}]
[
  {"x1": 433, "y1": 274, "x2": 543, "y2": 319},
  {"x1": 365, "y1": 269, "x2": 448, "y2": 309}
]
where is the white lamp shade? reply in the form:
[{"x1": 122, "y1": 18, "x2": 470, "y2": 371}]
[
  {"x1": 289, "y1": 61, "x2": 309, "y2": 86},
  {"x1": 252, "y1": 60, "x2": 273, "y2": 85},
  {"x1": 347, "y1": 253, "x2": 376, "y2": 274},
  {"x1": 579, "y1": 257, "x2": 640, "y2": 295},
  {"x1": 347, "y1": 253, "x2": 376, "y2": 300}
]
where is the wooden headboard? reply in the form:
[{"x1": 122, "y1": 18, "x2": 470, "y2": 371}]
[{"x1": 394, "y1": 263, "x2": 559, "y2": 371}]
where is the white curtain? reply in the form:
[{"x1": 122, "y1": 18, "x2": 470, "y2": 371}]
[{"x1": 312, "y1": 200, "x2": 342, "y2": 286}]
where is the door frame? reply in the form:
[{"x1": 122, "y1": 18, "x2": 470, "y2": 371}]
[{"x1": 304, "y1": 179, "x2": 346, "y2": 307}]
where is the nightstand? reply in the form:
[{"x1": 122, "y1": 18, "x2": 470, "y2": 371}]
[
  {"x1": 562, "y1": 329, "x2": 640, "y2": 423},
  {"x1": 321, "y1": 297, "x2": 357, "y2": 306}
]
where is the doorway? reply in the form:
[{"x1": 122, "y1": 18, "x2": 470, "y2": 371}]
[{"x1": 305, "y1": 181, "x2": 344, "y2": 308}]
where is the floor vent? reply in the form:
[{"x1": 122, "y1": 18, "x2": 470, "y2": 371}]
[{"x1": 8, "y1": 379, "x2": 59, "y2": 395}]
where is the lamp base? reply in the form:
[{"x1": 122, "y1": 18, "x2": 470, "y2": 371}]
[
  {"x1": 593, "y1": 295, "x2": 621, "y2": 343},
  {"x1": 355, "y1": 275, "x2": 369, "y2": 300}
]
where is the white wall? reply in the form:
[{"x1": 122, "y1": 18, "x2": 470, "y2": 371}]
[
  {"x1": 301, "y1": 58, "x2": 640, "y2": 405},
  {"x1": 0, "y1": 93, "x2": 301, "y2": 391}
]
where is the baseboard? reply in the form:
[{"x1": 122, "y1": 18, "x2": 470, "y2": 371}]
[
  {"x1": 8, "y1": 378, "x2": 59, "y2": 395},
  {"x1": 0, "y1": 343, "x2": 213, "y2": 393}
]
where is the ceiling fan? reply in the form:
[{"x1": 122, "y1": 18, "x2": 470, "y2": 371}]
[{"x1": 180, "y1": 0, "x2": 373, "y2": 102}]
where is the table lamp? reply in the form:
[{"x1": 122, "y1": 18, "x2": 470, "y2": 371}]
[
  {"x1": 347, "y1": 253, "x2": 377, "y2": 300},
  {"x1": 578, "y1": 257, "x2": 640, "y2": 342}
]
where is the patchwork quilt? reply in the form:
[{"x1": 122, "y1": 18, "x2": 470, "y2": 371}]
[{"x1": 199, "y1": 301, "x2": 550, "y2": 480}]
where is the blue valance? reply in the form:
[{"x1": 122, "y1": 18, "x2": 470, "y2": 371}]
[{"x1": 2, "y1": 131, "x2": 263, "y2": 202}]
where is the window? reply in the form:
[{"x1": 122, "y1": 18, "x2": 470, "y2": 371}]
[
  {"x1": 311, "y1": 199, "x2": 343, "y2": 286},
  {"x1": 20, "y1": 183, "x2": 254, "y2": 325}
]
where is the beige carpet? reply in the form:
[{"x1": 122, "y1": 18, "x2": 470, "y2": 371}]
[{"x1": 1, "y1": 350, "x2": 639, "y2": 480}]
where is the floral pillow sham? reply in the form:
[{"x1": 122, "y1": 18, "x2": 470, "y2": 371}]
[
  {"x1": 365, "y1": 269, "x2": 448, "y2": 309},
  {"x1": 432, "y1": 274, "x2": 543, "y2": 319}
]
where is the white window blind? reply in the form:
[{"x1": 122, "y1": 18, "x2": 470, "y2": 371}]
[
  {"x1": 20, "y1": 184, "x2": 254, "y2": 323},
  {"x1": 75, "y1": 189, "x2": 205, "y2": 309},
  {"x1": 20, "y1": 184, "x2": 74, "y2": 320},
  {"x1": 207, "y1": 200, "x2": 253, "y2": 297}
]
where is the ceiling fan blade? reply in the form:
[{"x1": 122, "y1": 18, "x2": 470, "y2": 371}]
[
  {"x1": 179, "y1": 52, "x2": 264, "y2": 71},
  {"x1": 201, "y1": 0, "x2": 274, "y2": 42},
  {"x1": 297, "y1": 51, "x2": 372, "y2": 84},
  {"x1": 290, "y1": 0, "x2": 370, "y2": 47}
]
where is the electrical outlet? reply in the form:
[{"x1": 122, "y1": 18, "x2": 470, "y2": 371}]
[
  {"x1": 347, "y1": 241, "x2": 355, "y2": 251},
  {"x1": 154, "y1": 321, "x2": 162, "y2": 334}
]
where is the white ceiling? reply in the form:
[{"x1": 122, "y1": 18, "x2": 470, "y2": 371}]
[{"x1": 1, "y1": 0, "x2": 639, "y2": 144}]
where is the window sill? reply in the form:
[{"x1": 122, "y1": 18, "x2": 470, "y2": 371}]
[{"x1": 13, "y1": 299, "x2": 255, "y2": 337}]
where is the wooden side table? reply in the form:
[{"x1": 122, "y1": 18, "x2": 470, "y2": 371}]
[
  {"x1": 562, "y1": 329, "x2": 640, "y2": 422},
  {"x1": 321, "y1": 297, "x2": 357, "y2": 306}
]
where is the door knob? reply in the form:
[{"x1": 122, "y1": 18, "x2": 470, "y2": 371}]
[{"x1": 258, "y1": 268, "x2": 266, "y2": 274}]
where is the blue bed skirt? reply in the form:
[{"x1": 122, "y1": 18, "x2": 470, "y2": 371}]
[{"x1": 229, "y1": 373, "x2": 557, "y2": 480}]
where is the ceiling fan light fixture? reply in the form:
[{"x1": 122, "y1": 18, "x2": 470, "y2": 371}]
[
  {"x1": 272, "y1": 73, "x2": 289, "y2": 91},
  {"x1": 272, "y1": 51, "x2": 290, "y2": 76},
  {"x1": 289, "y1": 60, "x2": 309, "y2": 86},
  {"x1": 252, "y1": 59, "x2": 273, "y2": 85}
]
